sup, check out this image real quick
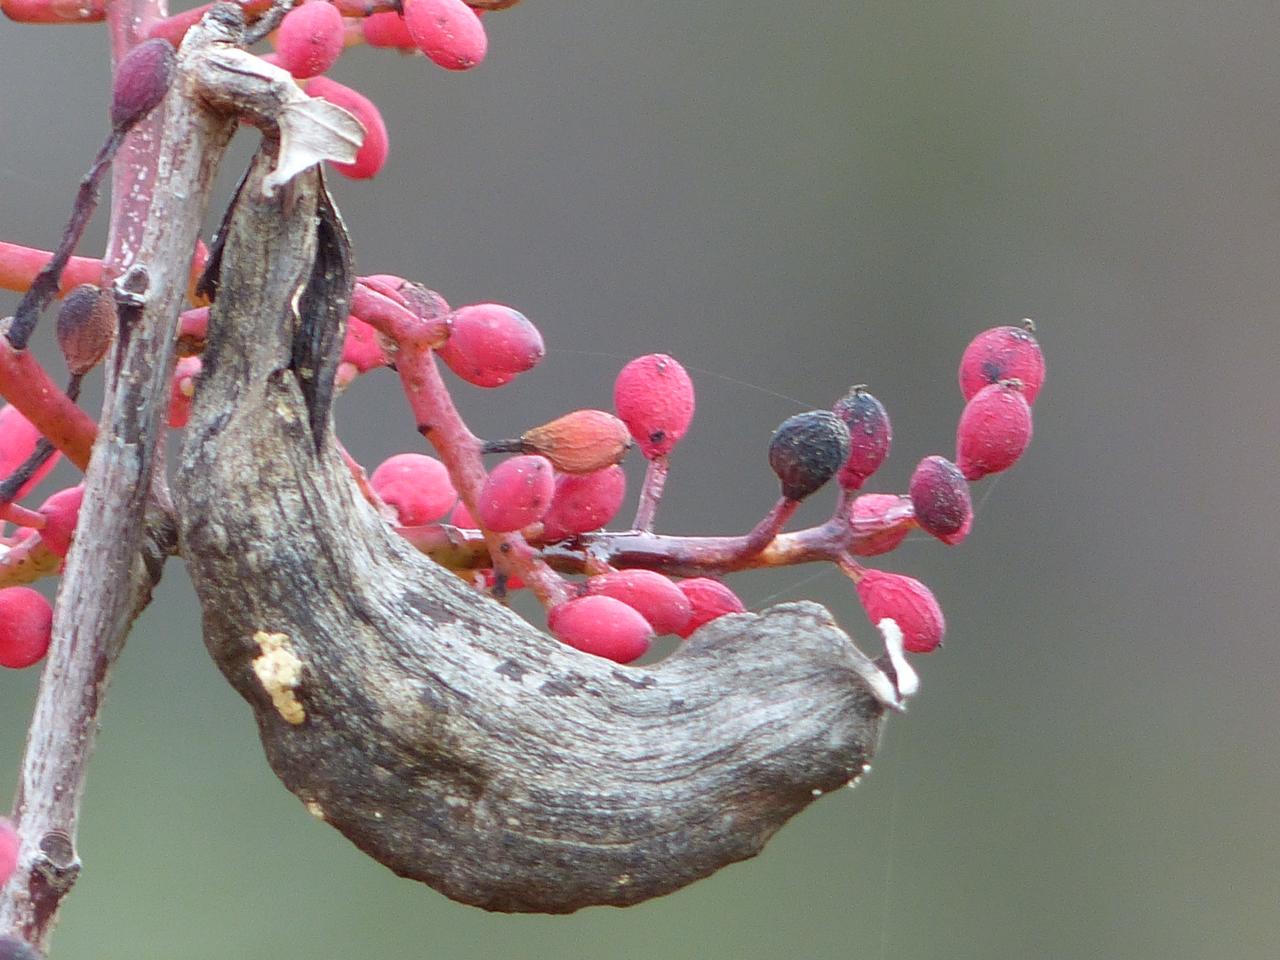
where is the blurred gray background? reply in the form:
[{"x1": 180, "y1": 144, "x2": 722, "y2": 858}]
[{"x1": 3, "y1": 1, "x2": 1279, "y2": 957}]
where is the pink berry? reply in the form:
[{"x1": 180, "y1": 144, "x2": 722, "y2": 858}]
[
  {"x1": 341, "y1": 315, "x2": 390, "y2": 373},
  {"x1": 847, "y1": 493, "x2": 913, "y2": 557},
  {"x1": 540, "y1": 465, "x2": 626, "y2": 541},
  {"x1": 0, "y1": 587, "x2": 53, "y2": 669},
  {"x1": 475, "y1": 455, "x2": 554, "y2": 531},
  {"x1": 110, "y1": 38, "x2": 176, "y2": 130},
  {"x1": 586, "y1": 570, "x2": 692, "y2": 636},
  {"x1": 855, "y1": 569, "x2": 945, "y2": 654},
  {"x1": 305, "y1": 75, "x2": 390, "y2": 180},
  {"x1": 401, "y1": 0, "x2": 488, "y2": 70},
  {"x1": 362, "y1": 11, "x2": 416, "y2": 49},
  {"x1": 958, "y1": 323, "x2": 1045, "y2": 404},
  {"x1": 37, "y1": 485, "x2": 84, "y2": 558},
  {"x1": 613, "y1": 354, "x2": 695, "y2": 459},
  {"x1": 908, "y1": 455, "x2": 972, "y2": 545},
  {"x1": 832, "y1": 386, "x2": 891, "y2": 491},
  {"x1": 675, "y1": 578, "x2": 745, "y2": 639},
  {"x1": 274, "y1": 1, "x2": 345, "y2": 79},
  {"x1": 547, "y1": 595, "x2": 653, "y2": 664},
  {"x1": 0, "y1": 817, "x2": 17, "y2": 888},
  {"x1": 370, "y1": 453, "x2": 457, "y2": 526},
  {"x1": 168, "y1": 356, "x2": 202, "y2": 429},
  {"x1": 955, "y1": 381, "x2": 1034, "y2": 481},
  {"x1": 450, "y1": 500, "x2": 476, "y2": 528},
  {"x1": 0, "y1": 404, "x2": 59, "y2": 498},
  {"x1": 438, "y1": 304, "x2": 544, "y2": 388}
]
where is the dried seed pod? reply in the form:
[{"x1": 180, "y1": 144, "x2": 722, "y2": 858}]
[
  {"x1": 55, "y1": 283, "x2": 115, "y2": 375},
  {"x1": 855, "y1": 570, "x2": 945, "y2": 654},
  {"x1": 110, "y1": 37, "x2": 177, "y2": 130},
  {"x1": 832, "y1": 386, "x2": 891, "y2": 491},
  {"x1": 956, "y1": 380, "x2": 1034, "y2": 480},
  {"x1": 958, "y1": 322, "x2": 1045, "y2": 404},
  {"x1": 908, "y1": 455, "x2": 972, "y2": 545},
  {"x1": 613, "y1": 354, "x2": 695, "y2": 459},
  {"x1": 517, "y1": 409, "x2": 631, "y2": 474},
  {"x1": 767, "y1": 410, "x2": 851, "y2": 502}
]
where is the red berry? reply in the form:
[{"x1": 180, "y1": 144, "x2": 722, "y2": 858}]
[
  {"x1": 847, "y1": 493, "x2": 913, "y2": 557},
  {"x1": 450, "y1": 500, "x2": 476, "y2": 528},
  {"x1": 540, "y1": 465, "x2": 626, "y2": 541},
  {"x1": 438, "y1": 304, "x2": 544, "y2": 387},
  {"x1": 0, "y1": 404, "x2": 59, "y2": 498},
  {"x1": 854, "y1": 569, "x2": 944, "y2": 653},
  {"x1": 958, "y1": 323, "x2": 1045, "y2": 404},
  {"x1": 908, "y1": 455, "x2": 972, "y2": 545},
  {"x1": 168, "y1": 356, "x2": 201, "y2": 429},
  {"x1": 111, "y1": 38, "x2": 176, "y2": 130},
  {"x1": 370, "y1": 453, "x2": 457, "y2": 526},
  {"x1": 0, "y1": 587, "x2": 53, "y2": 669},
  {"x1": 362, "y1": 11, "x2": 416, "y2": 49},
  {"x1": 832, "y1": 386, "x2": 891, "y2": 491},
  {"x1": 955, "y1": 381, "x2": 1034, "y2": 480},
  {"x1": 475, "y1": 455, "x2": 554, "y2": 531},
  {"x1": 341, "y1": 315, "x2": 390, "y2": 373},
  {"x1": 613, "y1": 354, "x2": 695, "y2": 459},
  {"x1": 401, "y1": 0, "x2": 488, "y2": 70},
  {"x1": 36, "y1": 485, "x2": 84, "y2": 558},
  {"x1": 547, "y1": 595, "x2": 653, "y2": 664},
  {"x1": 274, "y1": 1, "x2": 345, "y2": 79},
  {"x1": 518, "y1": 410, "x2": 631, "y2": 474},
  {"x1": 586, "y1": 570, "x2": 692, "y2": 636},
  {"x1": 0, "y1": 817, "x2": 17, "y2": 888},
  {"x1": 55, "y1": 284, "x2": 115, "y2": 375},
  {"x1": 675, "y1": 578, "x2": 745, "y2": 638},
  {"x1": 305, "y1": 76, "x2": 390, "y2": 179}
]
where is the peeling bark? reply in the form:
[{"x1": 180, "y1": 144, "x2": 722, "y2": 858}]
[{"x1": 174, "y1": 154, "x2": 895, "y2": 914}]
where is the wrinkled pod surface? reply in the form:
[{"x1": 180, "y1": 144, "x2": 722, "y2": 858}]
[{"x1": 174, "y1": 153, "x2": 891, "y2": 913}]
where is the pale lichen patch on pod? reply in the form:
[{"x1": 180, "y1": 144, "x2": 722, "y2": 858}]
[
  {"x1": 305, "y1": 800, "x2": 326, "y2": 820},
  {"x1": 252, "y1": 631, "x2": 307, "y2": 725}
]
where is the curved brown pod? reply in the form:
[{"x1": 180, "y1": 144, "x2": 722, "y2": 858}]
[{"x1": 175, "y1": 155, "x2": 894, "y2": 913}]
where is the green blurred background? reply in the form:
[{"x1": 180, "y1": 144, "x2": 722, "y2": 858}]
[{"x1": 3, "y1": 1, "x2": 1279, "y2": 957}]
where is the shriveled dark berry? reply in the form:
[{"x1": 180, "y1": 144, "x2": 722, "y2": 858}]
[
  {"x1": 832, "y1": 386, "x2": 891, "y2": 491},
  {"x1": 908, "y1": 455, "x2": 972, "y2": 545},
  {"x1": 55, "y1": 284, "x2": 115, "y2": 375},
  {"x1": 767, "y1": 410, "x2": 851, "y2": 502},
  {"x1": 111, "y1": 38, "x2": 177, "y2": 130}
]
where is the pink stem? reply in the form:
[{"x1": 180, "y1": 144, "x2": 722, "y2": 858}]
[
  {"x1": 0, "y1": 242, "x2": 103, "y2": 295},
  {"x1": 631, "y1": 454, "x2": 669, "y2": 532},
  {"x1": 394, "y1": 344, "x2": 571, "y2": 608},
  {"x1": 0, "y1": 336, "x2": 97, "y2": 469}
]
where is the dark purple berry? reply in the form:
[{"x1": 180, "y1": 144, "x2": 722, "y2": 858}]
[{"x1": 768, "y1": 410, "x2": 851, "y2": 502}]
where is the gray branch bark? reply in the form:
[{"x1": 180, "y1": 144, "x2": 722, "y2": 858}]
[{"x1": 173, "y1": 153, "x2": 900, "y2": 914}]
